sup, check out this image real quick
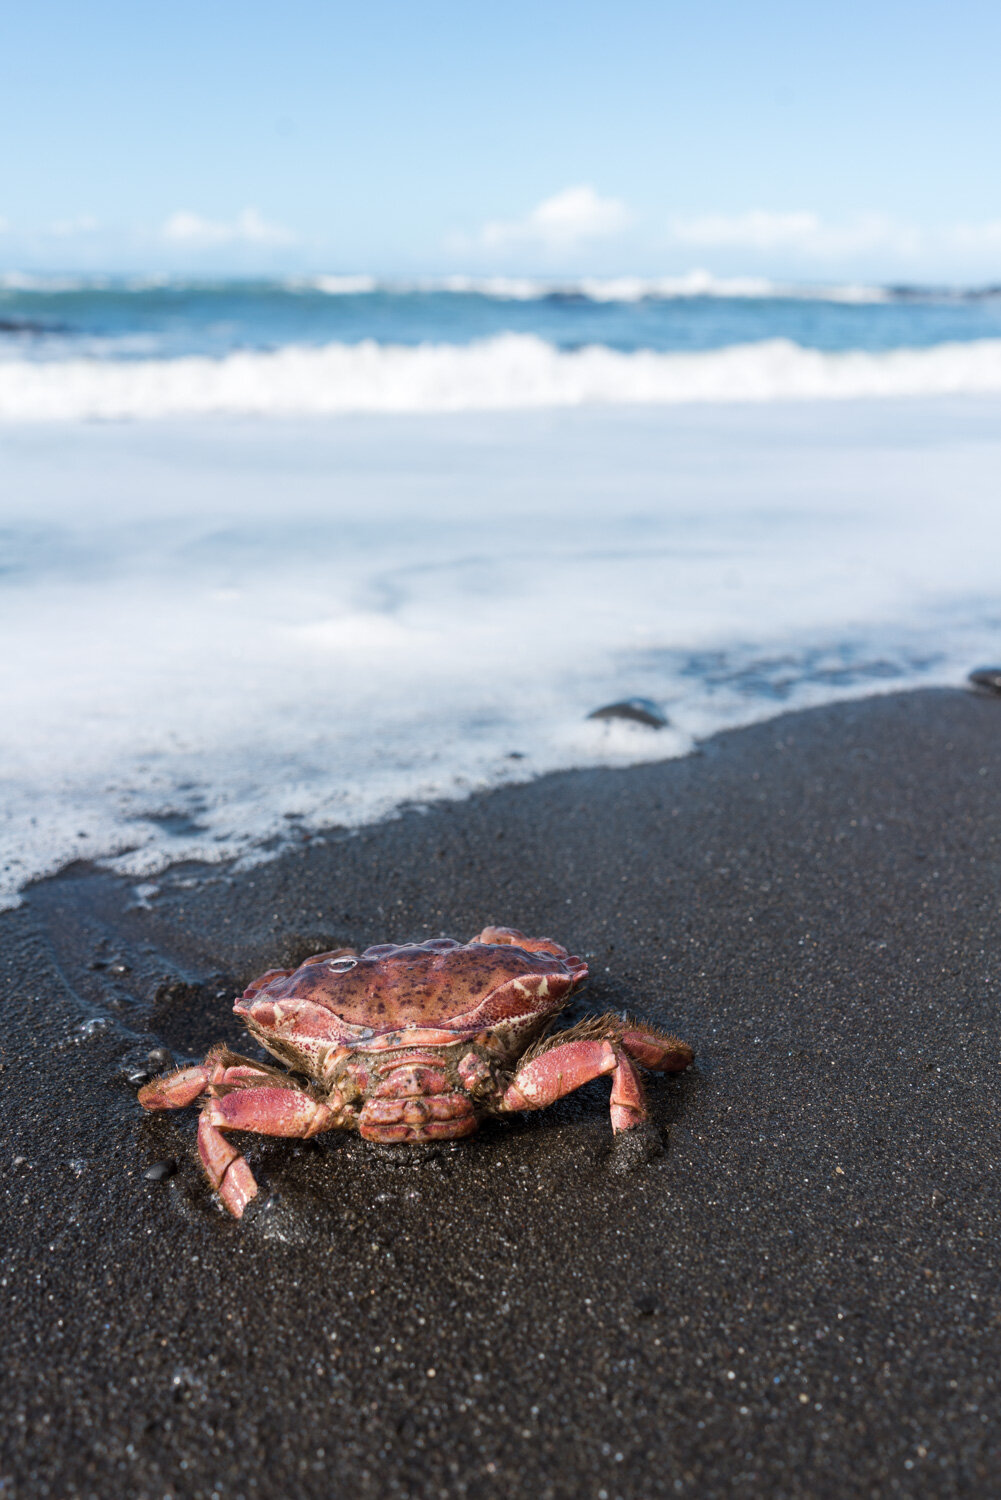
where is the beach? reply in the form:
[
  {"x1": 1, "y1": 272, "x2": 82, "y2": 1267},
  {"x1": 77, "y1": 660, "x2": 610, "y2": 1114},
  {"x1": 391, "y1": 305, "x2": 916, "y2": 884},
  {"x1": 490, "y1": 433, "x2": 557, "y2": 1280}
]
[
  {"x1": 3, "y1": 685, "x2": 999, "y2": 1498},
  {"x1": 8, "y1": 3, "x2": 1001, "y2": 1492}
]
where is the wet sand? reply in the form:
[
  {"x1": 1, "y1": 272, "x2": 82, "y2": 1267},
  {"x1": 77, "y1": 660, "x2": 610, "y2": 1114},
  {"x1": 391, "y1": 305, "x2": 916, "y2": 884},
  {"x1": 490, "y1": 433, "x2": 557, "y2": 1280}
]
[{"x1": 2, "y1": 688, "x2": 999, "y2": 1498}]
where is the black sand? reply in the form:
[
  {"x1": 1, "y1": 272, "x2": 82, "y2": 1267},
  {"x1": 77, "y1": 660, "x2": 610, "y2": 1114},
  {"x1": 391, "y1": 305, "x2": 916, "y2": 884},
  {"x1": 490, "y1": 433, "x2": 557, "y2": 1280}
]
[{"x1": 2, "y1": 688, "x2": 999, "y2": 1499}]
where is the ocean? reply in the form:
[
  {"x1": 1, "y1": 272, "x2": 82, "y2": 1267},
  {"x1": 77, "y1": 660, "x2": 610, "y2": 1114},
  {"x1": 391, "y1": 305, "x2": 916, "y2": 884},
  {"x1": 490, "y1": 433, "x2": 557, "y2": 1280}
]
[
  {"x1": 5, "y1": 274, "x2": 1001, "y2": 415},
  {"x1": 2, "y1": 275, "x2": 1000, "y2": 909}
]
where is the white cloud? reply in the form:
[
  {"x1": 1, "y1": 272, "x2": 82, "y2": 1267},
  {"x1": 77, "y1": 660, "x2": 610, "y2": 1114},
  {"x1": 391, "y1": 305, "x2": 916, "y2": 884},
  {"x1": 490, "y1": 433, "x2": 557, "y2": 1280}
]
[
  {"x1": 475, "y1": 186, "x2": 631, "y2": 251},
  {"x1": 161, "y1": 208, "x2": 295, "y2": 247},
  {"x1": 454, "y1": 195, "x2": 939, "y2": 267}
]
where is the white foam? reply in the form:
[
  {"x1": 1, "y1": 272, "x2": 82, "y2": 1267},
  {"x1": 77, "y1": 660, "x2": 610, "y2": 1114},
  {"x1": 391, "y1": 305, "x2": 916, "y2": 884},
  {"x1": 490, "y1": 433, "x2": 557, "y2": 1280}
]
[
  {"x1": 2, "y1": 401, "x2": 1001, "y2": 911},
  {"x1": 0, "y1": 271, "x2": 115, "y2": 292},
  {"x1": 305, "y1": 274, "x2": 380, "y2": 296},
  {"x1": 302, "y1": 271, "x2": 892, "y2": 302},
  {"x1": 3, "y1": 334, "x2": 1001, "y2": 421},
  {"x1": 1, "y1": 270, "x2": 991, "y2": 302}
]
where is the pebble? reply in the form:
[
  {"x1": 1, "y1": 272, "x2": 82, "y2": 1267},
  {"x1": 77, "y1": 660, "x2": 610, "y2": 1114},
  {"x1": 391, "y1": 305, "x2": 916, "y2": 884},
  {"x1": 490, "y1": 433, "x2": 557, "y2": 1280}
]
[
  {"x1": 143, "y1": 1160, "x2": 177, "y2": 1182},
  {"x1": 146, "y1": 1047, "x2": 173, "y2": 1071},
  {"x1": 968, "y1": 667, "x2": 1001, "y2": 695},
  {"x1": 587, "y1": 697, "x2": 668, "y2": 729},
  {"x1": 124, "y1": 1066, "x2": 152, "y2": 1088}
]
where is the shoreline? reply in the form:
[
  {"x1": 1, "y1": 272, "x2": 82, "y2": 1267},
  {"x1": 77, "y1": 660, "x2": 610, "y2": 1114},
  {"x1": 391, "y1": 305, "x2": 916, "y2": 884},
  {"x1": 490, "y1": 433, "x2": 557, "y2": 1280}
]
[
  {"x1": 3, "y1": 686, "x2": 1000, "y2": 1497},
  {"x1": 6, "y1": 396, "x2": 1001, "y2": 915}
]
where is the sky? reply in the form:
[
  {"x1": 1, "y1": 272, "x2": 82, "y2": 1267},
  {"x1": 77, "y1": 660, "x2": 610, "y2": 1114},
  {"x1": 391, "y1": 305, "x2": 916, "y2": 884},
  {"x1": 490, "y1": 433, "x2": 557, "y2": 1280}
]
[{"x1": 3, "y1": 0, "x2": 1001, "y2": 282}]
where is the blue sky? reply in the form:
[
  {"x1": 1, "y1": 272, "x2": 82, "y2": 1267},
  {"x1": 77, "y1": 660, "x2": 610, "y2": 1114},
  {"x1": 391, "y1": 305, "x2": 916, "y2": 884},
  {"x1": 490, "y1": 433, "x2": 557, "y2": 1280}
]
[{"x1": 3, "y1": 0, "x2": 1001, "y2": 280}]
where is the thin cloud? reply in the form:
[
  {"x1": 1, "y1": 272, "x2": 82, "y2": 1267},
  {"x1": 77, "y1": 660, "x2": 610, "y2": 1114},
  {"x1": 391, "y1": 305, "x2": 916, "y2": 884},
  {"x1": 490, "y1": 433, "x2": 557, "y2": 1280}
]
[
  {"x1": 49, "y1": 215, "x2": 100, "y2": 237},
  {"x1": 161, "y1": 208, "x2": 295, "y2": 247},
  {"x1": 669, "y1": 210, "x2": 821, "y2": 250},
  {"x1": 470, "y1": 186, "x2": 631, "y2": 252},
  {"x1": 946, "y1": 220, "x2": 1001, "y2": 251},
  {"x1": 668, "y1": 210, "x2": 920, "y2": 258}
]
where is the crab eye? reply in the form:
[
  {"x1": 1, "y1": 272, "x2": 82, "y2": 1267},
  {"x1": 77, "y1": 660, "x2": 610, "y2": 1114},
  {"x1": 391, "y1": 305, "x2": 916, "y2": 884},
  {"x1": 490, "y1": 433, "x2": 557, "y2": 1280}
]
[{"x1": 327, "y1": 957, "x2": 358, "y2": 973}]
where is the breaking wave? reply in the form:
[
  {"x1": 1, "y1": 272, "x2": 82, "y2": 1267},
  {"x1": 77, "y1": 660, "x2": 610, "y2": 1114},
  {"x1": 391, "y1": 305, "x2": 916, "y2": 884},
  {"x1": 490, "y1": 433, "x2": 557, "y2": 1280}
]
[
  {"x1": 4, "y1": 334, "x2": 1001, "y2": 420},
  {"x1": 302, "y1": 272, "x2": 893, "y2": 303}
]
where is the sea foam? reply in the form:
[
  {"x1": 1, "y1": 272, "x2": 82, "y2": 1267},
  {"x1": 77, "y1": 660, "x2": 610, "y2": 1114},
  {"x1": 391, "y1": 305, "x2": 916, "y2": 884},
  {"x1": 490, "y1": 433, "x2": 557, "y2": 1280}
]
[
  {"x1": 2, "y1": 401, "x2": 1001, "y2": 910},
  {"x1": 4, "y1": 334, "x2": 1001, "y2": 420}
]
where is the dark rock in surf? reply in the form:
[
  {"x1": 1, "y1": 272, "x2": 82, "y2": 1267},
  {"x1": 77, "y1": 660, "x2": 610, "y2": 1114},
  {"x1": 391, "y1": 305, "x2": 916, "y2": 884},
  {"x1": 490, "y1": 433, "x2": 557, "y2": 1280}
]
[
  {"x1": 968, "y1": 667, "x2": 1001, "y2": 695},
  {"x1": 588, "y1": 697, "x2": 668, "y2": 729}
]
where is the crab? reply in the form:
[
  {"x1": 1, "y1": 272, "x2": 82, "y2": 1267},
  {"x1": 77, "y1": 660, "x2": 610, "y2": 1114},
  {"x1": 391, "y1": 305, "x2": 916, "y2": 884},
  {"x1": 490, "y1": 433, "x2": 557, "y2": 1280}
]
[{"x1": 138, "y1": 926, "x2": 693, "y2": 1217}]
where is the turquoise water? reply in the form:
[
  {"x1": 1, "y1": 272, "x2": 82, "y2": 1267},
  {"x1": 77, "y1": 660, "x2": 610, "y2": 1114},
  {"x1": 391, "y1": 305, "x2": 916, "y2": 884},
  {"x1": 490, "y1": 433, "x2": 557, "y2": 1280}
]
[{"x1": 4, "y1": 276, "x2": 1001, "y2": 361}]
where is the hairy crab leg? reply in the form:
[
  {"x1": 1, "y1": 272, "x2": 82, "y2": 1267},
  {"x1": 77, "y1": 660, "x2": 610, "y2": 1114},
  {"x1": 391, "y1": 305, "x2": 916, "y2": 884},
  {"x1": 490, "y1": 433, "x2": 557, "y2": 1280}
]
[
  {"x1": 137, "y1": 1062, "x2": 218, "y2": 1110},
  {"x1": 199, "y1": 1087, "x2": 341, "y2": 1218},
  {"x1": 620, "y1": 1027, "x2": 693, "y2": 1074}
]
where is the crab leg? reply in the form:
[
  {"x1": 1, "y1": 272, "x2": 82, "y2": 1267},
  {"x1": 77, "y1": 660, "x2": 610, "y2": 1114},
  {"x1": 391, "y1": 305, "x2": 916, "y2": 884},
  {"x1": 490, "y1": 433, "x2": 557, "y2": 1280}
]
[
  {"x1": 472, "y1": 926, "x2": 571, "y2": 959},
  {"x1": 138, "y1": 1051, "x2": 338, "y2": 1218},
  {"x1": 500, "y1": 1019, "x2": 692, "y2": 1134},
  {"x1": 608, "y1": 1052, "x2": 648, "y2": 1132},
  {"x1": 199, "y1": 1087, "x2": 340, "y2": 1218},
  {"x1": 500, "y1": 1038, "x2": 620, "y2": 1115},
  {"x1": 137, "y1": 1050, "x2": 273, "y2": 1111},
  {"x1": 197, "y1": 1115, "x2": 261, "y2": 1219}
]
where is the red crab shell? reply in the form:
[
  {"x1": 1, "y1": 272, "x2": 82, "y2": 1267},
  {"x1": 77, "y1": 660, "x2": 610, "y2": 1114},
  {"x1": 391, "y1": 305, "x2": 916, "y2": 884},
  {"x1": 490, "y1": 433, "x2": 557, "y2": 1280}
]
[{"x1": 235, "y1": 929, "x2": 589, "y2": 1075}]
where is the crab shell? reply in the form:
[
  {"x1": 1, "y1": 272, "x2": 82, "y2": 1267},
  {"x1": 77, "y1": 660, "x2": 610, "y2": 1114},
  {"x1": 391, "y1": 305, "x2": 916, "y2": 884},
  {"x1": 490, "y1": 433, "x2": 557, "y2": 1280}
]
[{"x1": 235, "y1": 927, "x2": 588, "y2": 1142}]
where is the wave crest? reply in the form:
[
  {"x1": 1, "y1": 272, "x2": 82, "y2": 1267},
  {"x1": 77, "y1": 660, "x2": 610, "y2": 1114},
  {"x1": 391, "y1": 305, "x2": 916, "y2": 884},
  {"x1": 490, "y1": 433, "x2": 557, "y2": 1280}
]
[
  {"x1": 0, "y1": 269, "x2": 906, "y2": 301},
  {"x1": 4, "y1": 334, "x2": 1001, "y2": 420},
  {"x1": 301, "y1": 272, "x2": 890, "y2": 303}
]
